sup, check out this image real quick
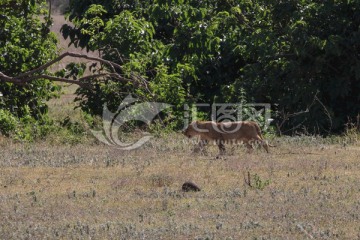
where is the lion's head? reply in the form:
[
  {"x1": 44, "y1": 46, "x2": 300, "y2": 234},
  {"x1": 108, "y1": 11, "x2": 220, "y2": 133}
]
[{"x1": 183, "y1": 121, "x2": 200, "y2": 138}]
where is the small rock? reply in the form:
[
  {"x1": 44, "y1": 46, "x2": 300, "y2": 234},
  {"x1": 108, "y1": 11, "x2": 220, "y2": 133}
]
[{"x1": 182, "y1": 181, "x2": 201, "y2": 192}]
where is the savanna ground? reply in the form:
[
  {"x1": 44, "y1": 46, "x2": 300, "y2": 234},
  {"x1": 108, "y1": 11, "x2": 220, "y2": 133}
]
[
  {"x1": 1, "y1": 14, "x2": 360, "y2": 240},
  {"x1": 1, "y1": 131, "x2": 360, "y2": 239}
]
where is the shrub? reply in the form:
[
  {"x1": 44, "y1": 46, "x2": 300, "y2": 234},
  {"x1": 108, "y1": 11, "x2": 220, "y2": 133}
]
[{"x1": 0, "y1": 109, "x2": 17, "y2": 136}]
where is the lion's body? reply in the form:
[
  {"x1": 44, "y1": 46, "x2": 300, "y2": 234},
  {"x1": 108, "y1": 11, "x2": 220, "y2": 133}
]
[{"x1": 183, "y1": 120, "x2": 269, "y2": 154}]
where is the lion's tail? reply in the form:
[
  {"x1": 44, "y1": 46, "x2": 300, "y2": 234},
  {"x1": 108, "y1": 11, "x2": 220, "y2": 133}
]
[
  {"x1": 255, "y1": 123, "x2": 276, "y2": 147},
  {"x1": 254, "y1": 123, "x2": 265, "y2": 140}
]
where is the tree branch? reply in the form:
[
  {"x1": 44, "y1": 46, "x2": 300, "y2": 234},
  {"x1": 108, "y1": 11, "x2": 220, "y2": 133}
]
[
  {"x1": 17, "y1": 52, "x2": 123, "y2": 79},
  {"x1": 0, "y1": 52, "x2": 134, "y2": 88},
  {"x1": 0, "y1": 72, "x2": 89, "y2": 88}
]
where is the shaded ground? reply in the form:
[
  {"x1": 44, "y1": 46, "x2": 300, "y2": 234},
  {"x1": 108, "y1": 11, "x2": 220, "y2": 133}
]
[
  {"x1": 50, "y1": 14, "x2": 98, "y2": 71},
  {"x1": 47, "y1": 14, "x2": 97, "y2": 115}
]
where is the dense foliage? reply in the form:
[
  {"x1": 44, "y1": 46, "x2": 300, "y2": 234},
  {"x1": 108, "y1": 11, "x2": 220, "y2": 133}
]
[
  {"x1": 1, "y1": 0, "x2": 360, "y2": 136},
  {"x1": 0, "y1": 0, "x2": 58, "y2": 137},
  {"x1": 62, "y1": 0, "x2": 360, "y2": 134}
]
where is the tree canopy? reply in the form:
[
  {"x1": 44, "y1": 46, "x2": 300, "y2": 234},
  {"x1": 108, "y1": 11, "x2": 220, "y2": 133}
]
[
  {"x1": 61, "y1": 0, "x2": 360, "y2": 134},
  {"x1": 0, "y1": 0, "x2": 59, "y2": 137},
  {"x1": 1, "y1": 0, "x2": 360, "y2": 136},
  {"x1": 0, "y1": 0, "x2": 60, "y2": 114}
]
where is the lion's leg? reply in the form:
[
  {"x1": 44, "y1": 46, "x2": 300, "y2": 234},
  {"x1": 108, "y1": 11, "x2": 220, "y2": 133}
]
[
  {"x1": 254, "y1": 135, "x2": 270, "y2": 153},
  {"x1": 262, "y1": 140, "x2": 270, "y2": 153},
  {"x1": 194, "y1": 139, "x2": 208, "y2": 155},
  {"x1": 245, "y1": 141, "x2": 254, "y2": 153},
  {"x1": 229, "y1": 139, "x2": 240, "y2": 155},
  {"x1": 217, "y1": 140, "x2": 226, "y2": 156},
  {"x1": 229, "y1": 145, "x2": 236, "y2": 155}
]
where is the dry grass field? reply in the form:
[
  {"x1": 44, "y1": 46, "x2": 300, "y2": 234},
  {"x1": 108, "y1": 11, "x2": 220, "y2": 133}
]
[{"x1": 1, "y1": 133, "x2": 360, "y2": 239}]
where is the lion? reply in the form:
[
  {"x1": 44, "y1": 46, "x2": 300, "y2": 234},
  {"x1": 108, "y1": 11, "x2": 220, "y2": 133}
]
[{"x1": 183, "y1": 120, "x2": 270, "y2": 155}]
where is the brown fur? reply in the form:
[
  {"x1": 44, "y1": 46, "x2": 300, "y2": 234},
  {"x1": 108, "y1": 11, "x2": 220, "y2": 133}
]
[{"x1": 183, "y1": 120, "x2": 269, "y2": 155}]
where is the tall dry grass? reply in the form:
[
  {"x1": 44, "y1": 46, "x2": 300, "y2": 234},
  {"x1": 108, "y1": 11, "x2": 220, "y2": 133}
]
[{"x1": 1, "y1": 132, "x2": 360, "y2": 239}]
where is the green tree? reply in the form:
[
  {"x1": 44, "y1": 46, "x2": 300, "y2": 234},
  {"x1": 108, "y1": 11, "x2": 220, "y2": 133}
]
[
  {"x1": 64, "y1": 0, "x2": 360, "y2": 134},
  {"x1": 0, "y1": 0, "x2": 58, "y2": 135},
  {"x1": 237, "y1": 1, "x2": 360, "y2": 134},
  {"x1": 63, "y1": 0, "x2": 250, "y2": 127}
]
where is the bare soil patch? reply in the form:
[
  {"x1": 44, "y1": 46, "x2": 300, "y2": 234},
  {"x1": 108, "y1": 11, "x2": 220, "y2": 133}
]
[{"x1": 48, "y1": 14, "x2": 97, "y2": 109}]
